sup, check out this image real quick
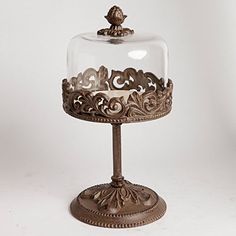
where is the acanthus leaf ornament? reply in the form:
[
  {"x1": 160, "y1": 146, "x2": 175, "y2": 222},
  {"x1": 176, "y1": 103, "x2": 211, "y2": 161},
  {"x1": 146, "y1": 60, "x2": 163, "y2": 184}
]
[{"x1": 80, "y1": 181, "x2": 154, "y2": 214}]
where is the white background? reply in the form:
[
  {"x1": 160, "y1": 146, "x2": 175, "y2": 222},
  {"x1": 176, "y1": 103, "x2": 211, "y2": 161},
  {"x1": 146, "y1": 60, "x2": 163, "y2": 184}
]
[{"x1": 0, "y1": 0, "x2": 236, "y2": 235}]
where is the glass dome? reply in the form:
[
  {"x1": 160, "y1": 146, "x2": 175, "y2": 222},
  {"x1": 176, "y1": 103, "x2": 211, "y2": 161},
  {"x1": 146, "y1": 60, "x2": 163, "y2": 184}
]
[
  {"x1": 62, "y1": 5, "x2": 173, "y2": 124},
  {"x1": 67, "y1": 32, "x2": 169, "y2": 84}
]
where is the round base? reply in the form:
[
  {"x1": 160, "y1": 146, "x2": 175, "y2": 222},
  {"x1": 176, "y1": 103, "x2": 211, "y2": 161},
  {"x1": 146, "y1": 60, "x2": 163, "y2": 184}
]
[{"x1": 70, "y1": 181, "x2": 167, "y2": 228}]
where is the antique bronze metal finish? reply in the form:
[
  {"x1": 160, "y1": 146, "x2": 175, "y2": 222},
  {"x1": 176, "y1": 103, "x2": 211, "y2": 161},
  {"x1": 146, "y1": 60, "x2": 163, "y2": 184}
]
[
  {"x1": 63, "y1": 66, "x2": 171, "y2": 227},
  {"x1": 70, "y1": 182, "x2": 167, "y2": 228},
  {"x1": 111, "y1": 124, "x2": 124, "y2": 187},
  {"x1": 70, "y1": 123, "x2": 167, "y2": 228},
  {"x1": 64, "y1": 4, "x2": 171, "y2": 229},
  {"x1": 62, "y1": 66, "x2": 173, "y2": 124},
  {"x1": 97, "y1": 6, "x2": 134, "y2": 37}
]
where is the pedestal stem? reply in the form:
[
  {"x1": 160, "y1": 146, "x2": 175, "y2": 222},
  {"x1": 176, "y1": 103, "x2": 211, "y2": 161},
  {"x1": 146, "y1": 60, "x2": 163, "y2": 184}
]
[
  {"x1": 70, "y1": 123, "x2": 167, "y2": 227},
  {"x1": 111, "y1": 124, "x2": 124, "y2": 187}
]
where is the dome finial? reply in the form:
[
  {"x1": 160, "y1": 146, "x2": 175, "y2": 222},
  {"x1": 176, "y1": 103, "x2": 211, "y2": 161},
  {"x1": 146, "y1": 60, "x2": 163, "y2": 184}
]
[{"x1": 97, "y1": 6, "x2": 134, "y2": 37}]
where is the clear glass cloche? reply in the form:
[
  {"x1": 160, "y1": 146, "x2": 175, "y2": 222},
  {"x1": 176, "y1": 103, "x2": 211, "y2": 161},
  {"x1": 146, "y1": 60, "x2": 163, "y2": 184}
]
[{"x1": 63, "y1": 6, "x2": 173, "y2": 123}]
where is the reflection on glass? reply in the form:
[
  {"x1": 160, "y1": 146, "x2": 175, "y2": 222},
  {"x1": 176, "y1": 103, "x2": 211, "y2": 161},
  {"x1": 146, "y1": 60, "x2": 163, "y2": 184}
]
[{"x1": 128, "y1": 50, "x2": 147, "y2": 60}]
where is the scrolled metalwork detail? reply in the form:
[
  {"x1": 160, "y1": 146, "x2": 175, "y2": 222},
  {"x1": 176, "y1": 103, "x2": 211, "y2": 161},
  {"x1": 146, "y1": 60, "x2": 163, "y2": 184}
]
[
  {"x1": 69, "y1": 90, "x2": 128, "y2": 118},
  {"x1": 62, "y1": 66, "x2": 173, "y2": 123}
]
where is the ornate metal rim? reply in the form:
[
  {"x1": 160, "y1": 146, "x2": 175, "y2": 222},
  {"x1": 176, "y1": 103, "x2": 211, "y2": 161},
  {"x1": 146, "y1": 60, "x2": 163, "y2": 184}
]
[{"x1": 62, "y1": 66, "x2": 173, "y2": 124}]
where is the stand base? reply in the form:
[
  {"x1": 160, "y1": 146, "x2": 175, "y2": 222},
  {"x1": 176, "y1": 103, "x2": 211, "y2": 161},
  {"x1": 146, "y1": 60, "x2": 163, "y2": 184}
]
[{"x1": 70, "y1": 180, "x2": 166, "y2": 228}]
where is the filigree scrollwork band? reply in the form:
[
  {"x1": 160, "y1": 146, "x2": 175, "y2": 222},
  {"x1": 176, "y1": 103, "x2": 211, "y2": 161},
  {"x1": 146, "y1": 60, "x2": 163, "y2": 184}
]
[{"x1": 62, "y1": 66, "x2": 173, "y2": 123}]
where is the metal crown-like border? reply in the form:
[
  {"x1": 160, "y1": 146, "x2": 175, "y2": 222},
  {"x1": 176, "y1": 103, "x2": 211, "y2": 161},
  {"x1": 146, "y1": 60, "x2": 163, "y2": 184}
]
[{"x1": 62, "y1": 66, "x2": 173, "y2": 124}]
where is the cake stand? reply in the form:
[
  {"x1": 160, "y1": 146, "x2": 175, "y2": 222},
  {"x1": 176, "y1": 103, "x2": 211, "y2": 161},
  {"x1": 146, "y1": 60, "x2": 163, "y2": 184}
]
[{"x1": 62, "y1": 5, "x2": 173, "y2": 228}]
